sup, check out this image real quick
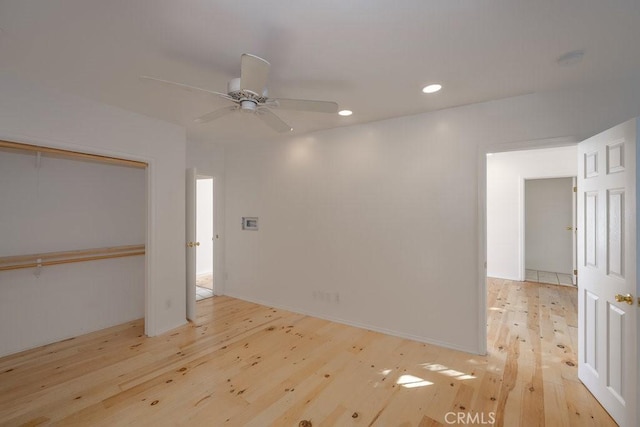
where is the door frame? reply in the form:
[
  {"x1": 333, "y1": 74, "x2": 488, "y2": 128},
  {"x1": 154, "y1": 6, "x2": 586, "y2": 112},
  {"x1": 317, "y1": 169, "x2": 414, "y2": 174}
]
[
  {"x1": 186, "y1": 167, "x2": 197, "y2": 321},
  {"x1": 477, "y1": 136, "x2": 577, "y2": 355},
  {"x1": 636, "y1": 119, "x2": 640, "y2": 425},
  {"x1": 196, "y1": 174, "x2": 217, "y2": 294},
  {"x1": 187, "y1": 173, "x2": 220, "y2": 311},
  {"x1": 0, "y1": 135, "x2": 157, "y2": 335}
]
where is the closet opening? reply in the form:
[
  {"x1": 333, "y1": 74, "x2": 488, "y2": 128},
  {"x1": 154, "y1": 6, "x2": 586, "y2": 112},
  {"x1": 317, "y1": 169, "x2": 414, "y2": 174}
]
[{"x1": 0, "y1": 139, "x2": 148, "y2": 357}]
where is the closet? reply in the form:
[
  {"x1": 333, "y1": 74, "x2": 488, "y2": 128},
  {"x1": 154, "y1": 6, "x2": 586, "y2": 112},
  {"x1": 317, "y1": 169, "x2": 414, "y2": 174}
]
[{"x1": 0, "y1": 140, "x2": 146, "y2": 357}]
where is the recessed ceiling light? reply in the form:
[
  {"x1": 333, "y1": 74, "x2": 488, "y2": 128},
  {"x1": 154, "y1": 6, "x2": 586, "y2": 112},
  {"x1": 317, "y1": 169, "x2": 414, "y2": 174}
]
[
  {"x1": 422, "y1": 84, "x2": 442, "y2": 94},
  {"x1": 338, "y1": 110, "x2": 353, "y2": 116}
]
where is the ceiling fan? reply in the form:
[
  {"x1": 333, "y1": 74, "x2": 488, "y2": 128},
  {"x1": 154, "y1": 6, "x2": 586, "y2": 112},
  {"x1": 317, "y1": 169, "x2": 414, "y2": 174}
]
[{"x1": 141, "y1": 54, "x2": 339, "y2": 133}]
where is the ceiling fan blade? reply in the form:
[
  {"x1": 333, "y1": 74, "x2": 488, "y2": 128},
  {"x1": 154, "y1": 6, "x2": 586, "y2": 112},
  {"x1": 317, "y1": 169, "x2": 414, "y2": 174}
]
[
  {"x1": 240, "y1": 54, "x2": 270, "y2": 95},
  {"x1": 273, "y1": 98, "x2": 339, "y2": 113},
  {"x1": 140, "y1": 76, "x2": 235, "y2": 102},
  {"x1": 194, "y1": 105, "x2": 238, "y2": 124},
  {"x1": 256, "y1": 108, "x2": 293, "y2": 133}
]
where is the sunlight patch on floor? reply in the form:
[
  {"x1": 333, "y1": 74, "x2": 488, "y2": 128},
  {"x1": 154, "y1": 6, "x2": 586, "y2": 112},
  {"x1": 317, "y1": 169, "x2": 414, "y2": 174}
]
[
  {"x1": 397, "y1": 374, "x2": 433, "y2": 389},
  {"x1": 420, "y1": 363, "x2": 476, "y2": 380}
]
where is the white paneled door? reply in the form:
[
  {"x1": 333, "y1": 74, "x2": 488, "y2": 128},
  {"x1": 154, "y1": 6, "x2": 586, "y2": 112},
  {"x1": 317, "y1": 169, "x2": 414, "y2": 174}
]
[
  {"x1": 185, "y1": 167, "x2": 197, "y2": 321},
  {"x1": 577, "y1": 119, "x2": 637, "y2": 426}
]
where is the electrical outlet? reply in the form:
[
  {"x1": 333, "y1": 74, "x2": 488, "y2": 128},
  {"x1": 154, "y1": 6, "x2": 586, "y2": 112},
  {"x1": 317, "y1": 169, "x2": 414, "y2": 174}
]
[{"x1": 314, "y1": 291, "x2": 340, "y2": 303}]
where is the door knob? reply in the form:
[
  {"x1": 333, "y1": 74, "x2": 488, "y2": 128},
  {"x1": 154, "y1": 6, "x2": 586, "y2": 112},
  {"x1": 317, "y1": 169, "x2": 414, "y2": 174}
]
[
  {"x1": 187, "y1": 242, "x2": 193, "y2": 247},
  {"x1": 566, "y1": 226, "x2": 574, "y2": 231},
  {"x1": 195, "y1": 242, "x2": 200, "y2": 246},
  {"x1": 615, "y1": 294, "x2": 634, "y2": 305}
]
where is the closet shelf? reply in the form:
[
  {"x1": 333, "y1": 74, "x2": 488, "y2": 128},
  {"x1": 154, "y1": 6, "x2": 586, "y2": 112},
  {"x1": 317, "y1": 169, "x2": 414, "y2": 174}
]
[
  {"x1": 0, "y1": 139, "x2": 148, "y2": 169},
  {"x1": 0, "y1": 244, "x2": 145, "y2": 271}
]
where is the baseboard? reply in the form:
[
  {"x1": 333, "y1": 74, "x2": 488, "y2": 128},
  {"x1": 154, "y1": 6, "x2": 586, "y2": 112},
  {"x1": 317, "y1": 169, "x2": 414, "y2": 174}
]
[
  {"x1": 487, "y1": 274, "x2": 522, "y2": 282},
  {"x1": 223, "y1": 290, "x2": 482, "y2": 355}
]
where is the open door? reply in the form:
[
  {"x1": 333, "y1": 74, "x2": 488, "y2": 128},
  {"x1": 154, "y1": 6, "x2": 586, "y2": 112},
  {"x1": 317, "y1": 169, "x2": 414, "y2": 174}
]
[
  {"x1": 577, "y1": 119, "x2": 637, "y2": 426},
  {"x1": 185, "y1": 167, "x2": 197, "y2": 321}
]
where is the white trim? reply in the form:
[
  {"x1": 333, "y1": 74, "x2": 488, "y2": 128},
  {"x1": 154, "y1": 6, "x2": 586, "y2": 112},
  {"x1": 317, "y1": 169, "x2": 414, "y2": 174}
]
[
  {"x1": 486, "y1": 136, "x2": 578, "y2": 154},
  {"x1": 477, "y1": 145, "x2": 488, "y2": 355},
  {"x1": 212, "y1": 176, "x2": 225, "y2": 296},
  {"x1": 0, "y1": 131, "x2": 151, "y2": 164},
  {"x1": 518, "y1": 177, "x2": 525, "y2": 281},
  {"x1": 223, "y1": 291, "x2": 482, "y2": 355},
  {"x1": 636, "y1": 118, "x2": 640, "y2": 425},
  {"x1": 145, "y1": 164, "x2": 155, "y2": 336}
]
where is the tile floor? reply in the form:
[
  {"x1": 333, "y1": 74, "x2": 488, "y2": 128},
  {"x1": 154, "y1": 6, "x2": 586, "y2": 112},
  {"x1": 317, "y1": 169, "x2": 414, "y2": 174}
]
[
  {"x1": 196, "y1": 273, "x2": 213, "y2": 289},
  {"x1": 196, "y1": 286, "x2": 214, "y2": 301},
  {"x1": 525, "y1": 269, "x2": 575, "y2": 286}
]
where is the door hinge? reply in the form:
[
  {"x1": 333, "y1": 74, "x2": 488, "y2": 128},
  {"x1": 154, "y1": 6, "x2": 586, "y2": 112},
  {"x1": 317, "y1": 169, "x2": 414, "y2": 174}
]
[
  {"x1": 574, "y1": 269, "x2": 578, "y2": 276},
  {"x1": 573, "y1": 186, "x2": 577, "y2": 192}
]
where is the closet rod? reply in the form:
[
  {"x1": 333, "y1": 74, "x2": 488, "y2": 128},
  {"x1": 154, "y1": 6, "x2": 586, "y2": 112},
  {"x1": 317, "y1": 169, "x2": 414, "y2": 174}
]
[
  {"x1": 0, "y1": 140, "x2": 147, "y2": 169},
  {"x1": 0, "y1": 245, "x2": 145, "y2": 272}
]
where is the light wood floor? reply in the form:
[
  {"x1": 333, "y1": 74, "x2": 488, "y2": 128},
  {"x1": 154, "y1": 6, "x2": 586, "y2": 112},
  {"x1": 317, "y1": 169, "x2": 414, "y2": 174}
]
[{"x1": 0, "y1": 278, "x2": 615, "y2": 426}]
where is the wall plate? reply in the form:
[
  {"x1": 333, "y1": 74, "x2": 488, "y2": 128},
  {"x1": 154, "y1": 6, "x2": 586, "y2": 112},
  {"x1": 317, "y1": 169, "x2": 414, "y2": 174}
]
[{"x1": 242, "y1": 217, "x2": 258, "y2": 230}]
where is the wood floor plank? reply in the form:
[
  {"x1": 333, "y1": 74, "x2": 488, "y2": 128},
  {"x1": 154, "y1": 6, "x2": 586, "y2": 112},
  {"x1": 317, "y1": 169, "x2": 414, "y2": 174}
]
[{"x1": 0, "y1": 280, "x2": 617, "y2": 426}]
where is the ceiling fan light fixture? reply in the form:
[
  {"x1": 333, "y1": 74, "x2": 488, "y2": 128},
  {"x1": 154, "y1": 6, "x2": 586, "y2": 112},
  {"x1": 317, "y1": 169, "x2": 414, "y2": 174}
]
[
  {"x1": 240, "y1": 100, "x2": 257, "y2": 112},
  {"x1": 338, "y1": 110, "x2": 353, "y2": 116},
  {"x1": 422, "y1": 84, "x2": 442, "y2": 94}
]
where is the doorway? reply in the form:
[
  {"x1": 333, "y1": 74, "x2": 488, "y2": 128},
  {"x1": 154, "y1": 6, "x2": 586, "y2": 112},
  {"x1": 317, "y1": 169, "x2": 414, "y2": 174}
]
[
  {"x1": 482, "y1": 122, "x2": 638, "y2": 426},
  {"x1": 196, "y1": 176, "x2": 214, "y2": 301},
  {"x1": 523, "y1": 177, "x2": 576, "y2": 286}
]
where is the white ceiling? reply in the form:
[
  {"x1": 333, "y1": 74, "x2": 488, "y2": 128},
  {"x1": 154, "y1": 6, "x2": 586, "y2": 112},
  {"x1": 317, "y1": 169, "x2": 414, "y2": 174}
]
[{"x1": 1, "y1": 0, "x2": 639, "y2": 143}]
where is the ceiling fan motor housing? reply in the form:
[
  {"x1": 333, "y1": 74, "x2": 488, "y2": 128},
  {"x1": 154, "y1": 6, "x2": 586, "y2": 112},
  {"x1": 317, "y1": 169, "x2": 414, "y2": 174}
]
[
  {"x1": 228, "y1": 76, "x2": 268, "y2": 113},
  {"x1": 240, "y1": 100, "x2": 257, "y2": 112}
]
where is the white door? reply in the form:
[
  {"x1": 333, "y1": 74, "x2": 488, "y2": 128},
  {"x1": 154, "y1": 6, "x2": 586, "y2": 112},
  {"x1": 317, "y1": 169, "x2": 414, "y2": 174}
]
[
  {"x1": 577, "y1": 118, "x2": 637, "y2": 426},
  {"x1": 185, "y1": 167, "x2": 197, "y2": 321}
]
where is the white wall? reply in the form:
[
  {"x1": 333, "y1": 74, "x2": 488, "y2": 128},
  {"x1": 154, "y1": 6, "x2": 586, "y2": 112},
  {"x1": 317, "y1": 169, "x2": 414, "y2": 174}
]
[
  {"x1": 223, "y1": 80, "x2": 640, "y2": 354},
  {"x1": 487, "y1": 146, "x2": 577, "y2": 280},
  {"x1": 196, "y1": 178, "x2": 214, "y2": 275},
  {"x1": 525, "y1": 178, "x2": 574, "y2": 274},
  {"x1": 186, "y1": 140, "x2": 226, "y2": 294},
  {"x1": 0, "y1": 72, "x2": 186, "y2": 356},
  {"x1": 0, "y1": 152, "x2": 146, "y2": 254}
]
